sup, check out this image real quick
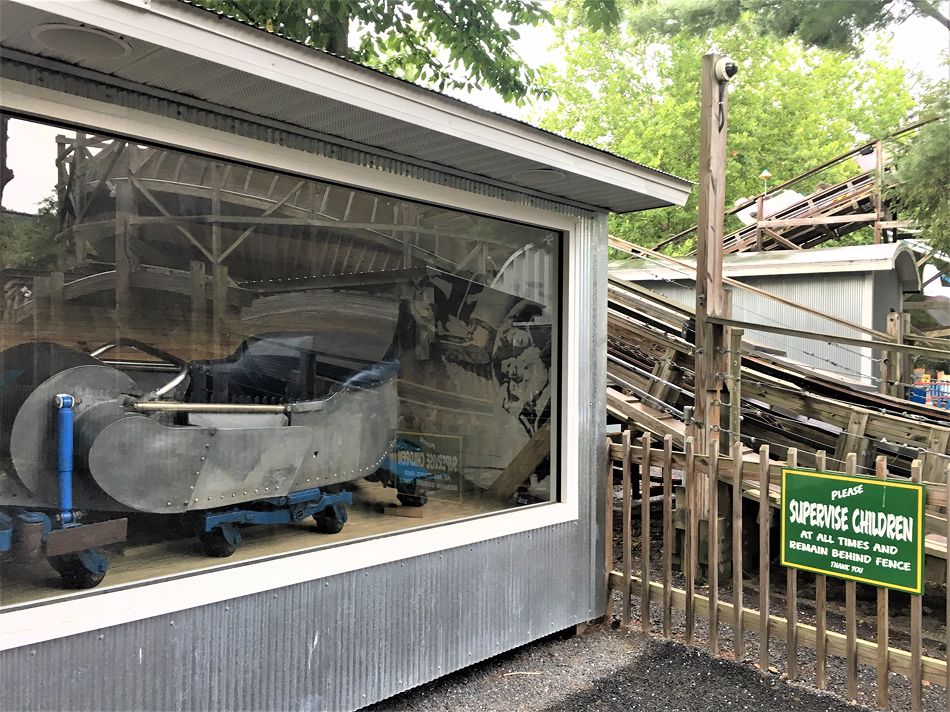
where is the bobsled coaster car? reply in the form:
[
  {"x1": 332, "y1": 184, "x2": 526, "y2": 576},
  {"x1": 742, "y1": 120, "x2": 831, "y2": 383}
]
[{"x1": 0, "y1": 335, "x2": 399, "y2": 585}]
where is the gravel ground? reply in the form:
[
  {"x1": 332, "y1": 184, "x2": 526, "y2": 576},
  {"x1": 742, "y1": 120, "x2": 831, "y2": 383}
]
[{"x1": 366, "y1": 623, "x2": 866, "y2": 712}]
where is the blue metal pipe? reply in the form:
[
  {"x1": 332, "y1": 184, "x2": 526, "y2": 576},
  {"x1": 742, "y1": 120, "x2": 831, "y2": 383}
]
[{"x1": 54, "y1": 394, "x2": 75, "y2": 524}]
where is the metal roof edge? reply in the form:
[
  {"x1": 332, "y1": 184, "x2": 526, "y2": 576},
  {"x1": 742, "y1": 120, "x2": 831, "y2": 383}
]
[
  {"x1": 610, "y1": 243, "x2": 923, "y2": 287},
  {"x1": 9, "y1": 0, "x2": 691, "y2": 210}
]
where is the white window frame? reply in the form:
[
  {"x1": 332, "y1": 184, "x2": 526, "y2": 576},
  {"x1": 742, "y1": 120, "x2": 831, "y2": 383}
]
[{"x1": 0, "y1": 80, "x2": 586, "y2": 650}]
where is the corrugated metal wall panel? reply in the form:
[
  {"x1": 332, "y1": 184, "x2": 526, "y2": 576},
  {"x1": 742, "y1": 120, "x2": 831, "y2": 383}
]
[
  {"x1": 0, "y1": 58, "x2": 608, "y2": 712},
  {"x1": 647, "y1": 273, "x2": 878, "y2": 384},
  {"x1": 1, "y1": 524, "x2": 598, "y2": 711}
]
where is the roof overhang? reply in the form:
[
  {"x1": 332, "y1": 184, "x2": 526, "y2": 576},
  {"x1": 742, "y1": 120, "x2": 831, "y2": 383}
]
[
  {"x1": 610, "y1": 243, "x2": 922, "y2": 292},
  {"x1": 0, "y1": 0, "x2": 692, "y2": 214}
]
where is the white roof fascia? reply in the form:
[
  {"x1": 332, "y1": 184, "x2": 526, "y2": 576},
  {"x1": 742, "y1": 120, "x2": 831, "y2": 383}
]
[
  {"x1": 10, "y1": 0, "x2": 691, "y2": 209},
  {"x1": 611, "y1": 244, "x2": 920, "y2": 283}
]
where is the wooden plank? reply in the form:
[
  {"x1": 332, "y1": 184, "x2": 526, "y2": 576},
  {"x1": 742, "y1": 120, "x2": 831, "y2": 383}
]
[
  {"x1": 757, "y1": 213, "x2": 878, "y2": 227},
  {"x1": 923, "y1": 430, "x2": 950, "y2": 484},
  {"x1": 647, "y1": 347, "x2": 680, "y2": 402},
  {"x1": 605, "y1": 388, "x2": 686, "y2": 443},
  {"x1": 911, "y1": 459, "x2": 923, "y2": 712},
  {"x1": 730, "y1": 329, "x2": 744, "y2": 660},
  {"x1": 815, "y1": 450, "x2": 828, "y2": 690},
  {"x1": 608, "y1": 571, "x2": 949, "y2": 685},
  {"x1": 622, "y1": 430, "x2": 633, "y2": 629},
  {"x1": 876, "y1": 455, "x2": 890, "y2": 707},
  {"x1": 708, "y1": 315, "x2": 947, "y2": 360},
  {"x1": 685, "y1": 436, "x2": 697, "y2": 646},
  {"x1": 834, "y1": 410, "x2": 869, "y2": 468},
  {"x1": 190, "y1": 260, "x2": 206, "y2": 353},
  {"x1": 786, "y1": 448, "x2": 799, "y2": 680},
  {"x1": 760, "y1": 226, "x2": 803, "y2": 250},
  {"x1": 605, "y1": 438, "x2": 615, "y2": 613},
  {"x1": 709, "y1": 440, "x2": 720, "y2": 656},
  {"x1": 662, "y1": 435, "x2": 674, "y2": 638},
  {"x1": 845, "y1": 452, "x2": 859, "y2": 702},
  {"x1": 487, "y1": 423, "x2": 552, "y2": 499},
  {"x1": 641, "y1": 433, "x2": 652, "y2": 633},
  {"x1": 758, "y1": 444, "x2": 771, "y2": 671}
]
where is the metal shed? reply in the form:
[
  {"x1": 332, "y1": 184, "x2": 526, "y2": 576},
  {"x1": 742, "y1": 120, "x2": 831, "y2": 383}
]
[
  {"x1": 0, "y1": 2, "x2": 690, "y2": 711},
  {"x1": 609, "y1": 243, "x2": 922, "y2": 386}
]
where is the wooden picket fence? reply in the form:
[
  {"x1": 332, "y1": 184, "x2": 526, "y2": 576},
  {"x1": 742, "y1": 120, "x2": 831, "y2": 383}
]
[{"x1": 606, "y1": 430, "x2": 950, "y2": 710}]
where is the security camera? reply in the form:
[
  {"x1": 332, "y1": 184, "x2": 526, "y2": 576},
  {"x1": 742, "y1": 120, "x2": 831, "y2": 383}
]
[{"x1": 715, "y1": 57, "x2": 738, "y2": 82}]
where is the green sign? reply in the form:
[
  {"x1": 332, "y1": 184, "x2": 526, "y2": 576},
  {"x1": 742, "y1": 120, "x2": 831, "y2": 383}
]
[
  {"x1": 781, "y1": 468, "x2": 925, "y2": 594},
  {"x1": 394, "y1": 431, "x2": 463, "y2": 496}
]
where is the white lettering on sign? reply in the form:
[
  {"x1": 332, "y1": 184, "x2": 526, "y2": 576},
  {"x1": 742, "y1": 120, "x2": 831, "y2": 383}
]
[
  {"x1": 788, "y1": 499, "x2": 850, "y2": 531},
  {"x1": 831, "y1": 485, "x2": 864, "y2": 500},
  {"x1": 875, "y1": 557, "x2": 911, "y2": 571},
  {"x1": 851, "y1": 509, "x2": 913, "y2": 543}
]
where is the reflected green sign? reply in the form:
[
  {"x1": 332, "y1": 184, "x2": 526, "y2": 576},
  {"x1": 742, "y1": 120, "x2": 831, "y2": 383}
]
[{"x1": 780, "y1": 468, "x2": 925, "y2": 594}]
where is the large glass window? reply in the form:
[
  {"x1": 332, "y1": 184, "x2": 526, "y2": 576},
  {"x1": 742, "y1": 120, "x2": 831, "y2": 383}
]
[{"x1": 0, "y1": 116, "x2": 559, "y2": 604}]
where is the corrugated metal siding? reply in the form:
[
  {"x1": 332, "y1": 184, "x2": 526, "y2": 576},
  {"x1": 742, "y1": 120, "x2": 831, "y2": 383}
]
[
  {"x1": 2, "y1": 526, "x2": 595, "y2": 711},
  {"x1": 647, "y1": 273, "x2": 878, "y2": 384},
  {"x1": 0, "y1": 59, "x2": 608, "y2": 711}
]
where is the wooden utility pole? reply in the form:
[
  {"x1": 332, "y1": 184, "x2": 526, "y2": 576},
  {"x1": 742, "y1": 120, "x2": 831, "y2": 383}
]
[{"x1": 693, "y1": 52, "x2": 732, "y2": 457}]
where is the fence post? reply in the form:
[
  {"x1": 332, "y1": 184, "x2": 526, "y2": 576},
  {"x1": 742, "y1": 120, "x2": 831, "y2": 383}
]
[
  {"x1": 945, "y1": 464, "x2": 950, "y2": 711},
  {"x1": 641, "y1": 432, "x2": 652, "y2": 633},
  {"x1": 845, "y1": 452, "x2": 859, "y2": 702},
  {"x1": 685, "y1": 436, "x2": 697, "y2": 646},
  {"x1": 757, "y1": 444, "x2": 770, "y2": 672},
  {"x1": 729, "y1": 328, "x2": 744, "y2": 660},
  {"x1": 813, "y1": 451, "x2": 828, "y2": 689},
  {"x1": 786, "y1": 448, "x2": 799, "y2": 681},
  {"x1": 621, "y1": 430, "x2": 632, "y2": 629},
  {"x1": 662, "y1": 435, "x2": 674, "y2": 638},
  {"x1": 708, "y1": 440, "x2": 720, "y2": 656},
  {"x1": 875, "y1": 455, "x2": 890, "y2": 708},
  {"x1": 605, "y1": 437, "x2": 615, "y2": 613},
  {"x1": 910, "y1": 459, "x2": 923, "y2": 712}
]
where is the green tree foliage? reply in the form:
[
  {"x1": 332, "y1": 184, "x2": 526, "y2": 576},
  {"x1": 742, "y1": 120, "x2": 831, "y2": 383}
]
[
  {"x1": 537, "y1": 14, "x2": 915, "y2": 249},
  {"x1": 0, "y1": 194, "x2": 59, "y2": 269},
  {"x1": 630, "y1": 0, "x2": 950, "y2": 53},
  {"x1": 192, "y1": 0, "x2": 553, "y2": 102},
  {"x1": 887, "y1": 80, "x2": 950, "y2": 253}
]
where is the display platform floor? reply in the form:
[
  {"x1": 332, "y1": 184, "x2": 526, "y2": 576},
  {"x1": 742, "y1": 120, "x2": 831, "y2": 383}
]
[{"x1": 0, "y1": 481, "x2": 518, "y2": 608}]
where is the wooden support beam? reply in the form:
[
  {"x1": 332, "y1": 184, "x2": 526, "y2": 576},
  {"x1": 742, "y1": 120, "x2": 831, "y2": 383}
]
[
  {"x1": 757, "y1": 213, "x2": 877, "y2": 228},
  {"x1": 114, "y1": 145, "x2": 135, "y2": 331},
  {"x1": 760, "y1": 226, "x2": 803, "y2": 250},
  {"x1": 693, "y1": 51, "x2": 729, "y2": 461},
  {"x1": 190, "y1": 260, "x2": 207, "y2": 355},
  {"x1": 487, "y1": 422, "x2": 552, "y2": 500},
  {"x1": 707, "y1": 315, "x2": 948, "y2": 360}
]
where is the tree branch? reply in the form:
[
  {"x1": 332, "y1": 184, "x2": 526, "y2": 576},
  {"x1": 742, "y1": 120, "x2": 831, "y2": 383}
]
[{"x1": 909, "y1": 0, "x2": 950, "y2": 31}]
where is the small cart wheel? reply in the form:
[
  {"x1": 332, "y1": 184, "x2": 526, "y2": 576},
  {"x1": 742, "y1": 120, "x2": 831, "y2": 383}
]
[
  {"x1": 397, "y1": 492, "x2": 427, "y2": 507},
  {"x1": 49, "y1": 549, "x2": 108, "y2": 589},
  {"x1": 314, "y1": 507, "x2": 346, "y2": 534},
  {"x1": 199, "y1": 525, "x2": 239, "y2": 558}
]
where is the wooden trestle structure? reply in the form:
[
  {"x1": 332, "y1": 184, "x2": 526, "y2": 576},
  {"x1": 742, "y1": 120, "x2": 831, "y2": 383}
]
[{"x1": 605, "y1": 235, "x2": 950, "y2": 576}]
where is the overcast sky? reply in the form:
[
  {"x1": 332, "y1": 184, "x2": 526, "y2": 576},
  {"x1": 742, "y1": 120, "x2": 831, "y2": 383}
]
[{"x1": 3, "y1": 9, "x2": 948, "y2": 215}]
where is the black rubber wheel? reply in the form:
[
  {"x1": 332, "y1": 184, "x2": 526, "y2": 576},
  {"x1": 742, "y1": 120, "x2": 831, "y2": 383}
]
[
  {"x1": 49, "y1": 551, "x2": 107, "y2": 590},
  {"x1": 314, "y1": 510, "x2": 345, "y2": 534},
  {"x1": 199, "y1": 527, "x2": 238, "y2": 557},
  {"x1": 397, "y1": 492, "x2": 427, "y2": 507}
]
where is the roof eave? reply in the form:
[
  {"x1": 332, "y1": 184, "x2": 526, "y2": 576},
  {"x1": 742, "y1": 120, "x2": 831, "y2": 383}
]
[{"x1": 8, "y1": 0, "x2": 691, "y2": 212}]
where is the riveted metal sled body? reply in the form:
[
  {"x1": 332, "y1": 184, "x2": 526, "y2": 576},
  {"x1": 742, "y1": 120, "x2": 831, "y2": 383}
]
[{"x1": 0, "y1": 336, "x2": 399, "y2": 586}]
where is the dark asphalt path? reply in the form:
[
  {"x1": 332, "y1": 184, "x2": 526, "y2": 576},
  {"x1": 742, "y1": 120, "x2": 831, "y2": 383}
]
[{"x1": 367, "y1": 625, "x2": 866, "y2": 712}]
